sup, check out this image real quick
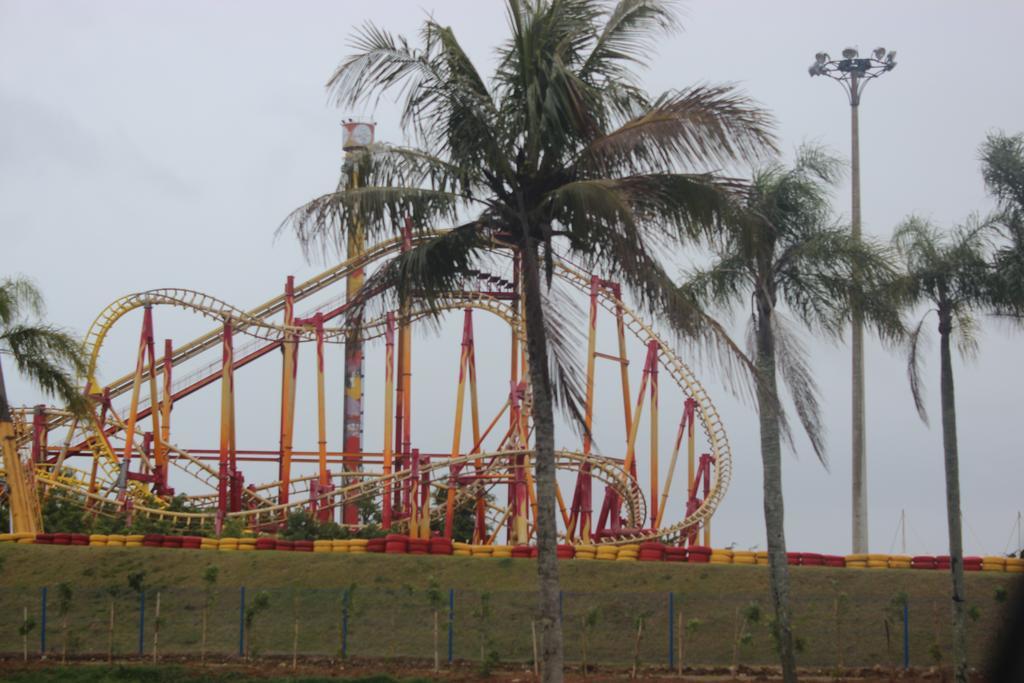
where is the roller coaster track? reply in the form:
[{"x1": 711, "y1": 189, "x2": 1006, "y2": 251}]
[{"x1": 9, "y1": 232, "x2": 731, "y2": 545}]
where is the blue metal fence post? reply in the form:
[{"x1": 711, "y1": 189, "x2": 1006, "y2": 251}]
[
  {"x1": 341, "y1": 588, "x2": 349, "y2": 658},
  {"x1": 238, "y1": 586, "x2": 245, "y2": 658},
  {"x1": 138, "y1": 590, "x2": 145, "y2": 656},
  {"x1": 902, "y1": 600, "x2": 909, "y2": 669},
  {"x1": 40, "y1": 587, "x2": 47, "y2": 656},
  {"x1": 668, "y1": 592, "x2": 675, "y2": 669},
  {"x1": 447, "y1": 588, "x2": 454, "y2": 664}
]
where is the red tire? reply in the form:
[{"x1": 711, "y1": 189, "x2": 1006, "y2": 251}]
[
  {"x1": 428, "y1": 539, "x2": 453, "y2": 555},
  {"x1": 385, "y1": 541, "x2": 408, "y2": 554},
  {"x1": 275, "y1": 540, "x2": 294, "y2": 551}
]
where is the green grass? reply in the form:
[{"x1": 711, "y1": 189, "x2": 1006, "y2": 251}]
[
  {"x1": 0, "y1": 544, "x2": 1016, "y2": 670},
  {"x1": 0, "y1": 665, "x2": 431, "y2": 683}
]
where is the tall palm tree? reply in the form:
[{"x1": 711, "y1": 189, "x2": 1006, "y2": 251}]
[
  {"x1": 683, "y1": 147, "x2": 902, "y2": 683},
  {"x1": 1, "y1": 277, "x2": 87, "y2": 532},
  {"x1": 283, "y1": 1, "x2": 775, "y2": 679},
  {"x1": 891, "y1": 217, "x2": 996, "y2": 683},
  {"x1": 980, "y1": 131, "x2": 1024, "y2": 317}
]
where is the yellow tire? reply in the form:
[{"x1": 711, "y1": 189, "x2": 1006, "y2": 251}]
[
  {"x1": 0, "y1": 533, "x2": 14, "y2": 542},
  {"x1": 616, "y1": 555, "x2": 637, "y2": 562},
  {"x1": 733, "y1": 556, "x2": 756, "y2": 565},
  {"x1": 888, "y1": 562, "x2": 911, "y2": 569},
  {"x1": 348, "y1": 548, "x2": 367, "y2": 554},
  {"x1": 846, "y1": 553, "x2": 868, "y2": 562},
  {"x1": 125, "y1": 542, "x2": 142, "y2": 548},
  {"x1": 16, "y1": 538, "x2": 35, "y2": 544},
  {"x1": 107, "y1": 541, "x2": 124, "y2": 547},
  {"x1": 237, "y1": 544, "x2": 254, "y2": 552},
  {"x1": 453, "y1": 550, "x2": 471, "y2": 556},
  {"x1": 846, "y1": 561, "x2": 867, "y2": 568},
  {"x1": 89, "y1": 542, "x2": 107, "y2": 547},
  {"x1": 982, "y1": 563, "x2": 1005, "y2": 572},
  {"x1": 866, "y1": 560, "x2": 888, "y2": 569},
  {"x1": 619, "y1": 544, "x2": 641, "y2": 553},
  {"x1": 348, "y1": 539, "x2": 369, "y2": 548},
  {"x1": 108, "y1": 534, "x2": 126, "y2": 543},
  {"x1": 332, "y1": 540, "x2": 350, "y2": 552}
]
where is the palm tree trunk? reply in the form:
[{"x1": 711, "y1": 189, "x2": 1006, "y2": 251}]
[
  {"x1": 754, "y1": 305, "x2": 797, "y2": 683},
  {"x1": 938, "y1": 311, "x2": 968, "y2": 683},
  {"x1": 0, "y1": 355, "x2": 11, "y2": 423},
  {"x1": 520, "y1": 240, "x2": 564, "y2": 683}
]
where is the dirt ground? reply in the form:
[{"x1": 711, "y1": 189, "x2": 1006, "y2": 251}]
[{"x1": 0, "y1": 655, "x2": 987, "y2": 682}]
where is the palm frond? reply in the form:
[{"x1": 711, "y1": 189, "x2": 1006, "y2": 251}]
[
  {"x1": 576, "y1": 85, "x2": 777, "y2": 175},
  {"x1": 280, "y1": 185, "x2": 469, "y2": 263},
  {"x1": 342, "y1": 223, "x2": 493, "y2": 327},
  {"x1": 771, "y1": 313, "x2": 826, "y2": 466},
  {"x1": 0, "y1": 277, "x2": 45, "y2": 327},
  {"x1": 580, "y1": 0, "x2": 680, "y2": 84},
  {"x1": 1, "y1": 324, "x2": 88, "y2": 415},
  {"x1": 905, "y1": 312, "x2": 931, "y2": 424}
]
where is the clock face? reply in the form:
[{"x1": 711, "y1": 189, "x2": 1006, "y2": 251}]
[{"x1": 351, "y1": 123, "x2": 373, "y2": 146}]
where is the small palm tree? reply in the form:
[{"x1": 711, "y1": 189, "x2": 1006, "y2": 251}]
[
  {"x1": 1, "y1": 277, "x2": 87, "y2": 532},
  {"x1": 283, "y1": 2, "x2": 775, "y2": 679},
  {"x1": 980, "y1": 131, "x2": 1024, "y2": 318},
  {"x1": 684, "y1": 147, "x2": 901, "y2": 683},
  {"x1": 891, "y1": 216, "x2": 997, "y2": 683},
  {"x1": 0, "y1": 277, "x2": 86, "y2": 418}
]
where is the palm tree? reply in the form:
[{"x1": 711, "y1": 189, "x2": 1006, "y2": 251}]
[
  {"x1": 1, "y1": 277, "x2": 87, "y2": 532},
  {"x1": 283, "y1": 2, "x2": 775, "y2": 679},
  {"x1": 683, "y1": 147, "x2": 901, "y2": 683},
  {"x1": 891, "y1": 217, "x2": 997, "y2": 683},
  {"x1": 980, "y1": 131, "x2": 1024, "y2": 317}
]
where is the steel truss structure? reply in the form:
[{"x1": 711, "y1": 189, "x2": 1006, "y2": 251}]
[{"x1": 3, "y1": 230, "x2": 732, "y2": 546}]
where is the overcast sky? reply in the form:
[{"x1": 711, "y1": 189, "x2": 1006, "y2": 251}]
[{"x1": 2, "y1": 1, "x2": 1022, "y2": 556}]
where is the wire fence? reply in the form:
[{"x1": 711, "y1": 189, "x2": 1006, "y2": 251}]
[{"x1": 0, "y1": 586, "x2": 1009, "y2": 670}]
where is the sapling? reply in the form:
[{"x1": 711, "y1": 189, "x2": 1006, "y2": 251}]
[
  {"x1": 56, "y1": 582, "x2": 72, "y2": 664},
  {"x1": 18, "y1": 608, "x2": 35, "y2": 662},
  {"x1": 152, "y1": 591, "x2": 162, "y2": 662},
  {"x1": 631, "y1": 608, "x2": 654, "y2": 679},
  {"x1": 834, "y1": 590, "x2": 849, "y2": 668},
  {"x1": 580, "y1": 606, "x2": 599, "y2": 675},
  {"x1": 472, "y1": 592, "x2": 498, "y2": 676},
  {"x1": 731, "y1": 601, "x2": 761, "y2": 673},
  {"x1": 291, "y1": 593, "x2": 299, "y2": 670},
  {"x1": 679, "y1": 617, "x2": 700, "y2": 675},
  {"x1": 425, "y1": 577, "x2": 444, "y2": 672},
  {"x1": 244, "y1": 591, "x2": 271, "y2": 660},
  {"x1": 104, "y1": 585, "x2": 120, "y2": 663},
  {"x1": 200, "y1": 565, "x2": 218, "y2": 664}
]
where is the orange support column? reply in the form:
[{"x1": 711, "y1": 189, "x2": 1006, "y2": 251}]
[
  {"x1": 382, "y1": 313, "x2": 395, "y2": 529},
  {"x1": 218, "y1": 317, "x2": 237, "y2": 517},
  {"x1": 279, "y1": 276, "x2": 298, "y2": 508},
  {"x1": 158, "y1": 339, "x2": 173, "y2": 495},
  {"x1": 444, "y1": 309, "x2": 474, "y2": 540},
  {"x1": 121, "y1": 306, "x2": 155, "y2": 495},
  {"x1": 649, "y1": 341, "x2": 659, "y2": 528}
]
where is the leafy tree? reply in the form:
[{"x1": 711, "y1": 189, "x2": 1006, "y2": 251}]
[
  {"x1": 684, "y1": 146, "x2": 901, "y2": 682},
  {"x1": 284, "y1": 4, "x2": 774, "y2": 678},
  {"x1": 891, "y1": 216, "x2": 998, "y2": 683},
  {"x1": 282, "y1": 510, "x2": 317, "y2": 540}
]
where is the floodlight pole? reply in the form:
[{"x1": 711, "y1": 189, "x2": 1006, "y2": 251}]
[{"x1": 809, "y1": 48, "x2": 897, "y2": 554}]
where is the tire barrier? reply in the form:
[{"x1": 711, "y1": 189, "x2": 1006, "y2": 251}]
[{"x1": 2, "y1": 533, "x2": 1020, "y2": 570}]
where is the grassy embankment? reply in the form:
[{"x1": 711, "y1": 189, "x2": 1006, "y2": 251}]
[{"x1": 0, "y1": 544, "x2": 1017, "y2": 670}]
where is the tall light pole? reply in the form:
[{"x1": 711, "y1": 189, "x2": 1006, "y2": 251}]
[{"x1": 809, "y1": 47, "x2": 897, "y2": 554}]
